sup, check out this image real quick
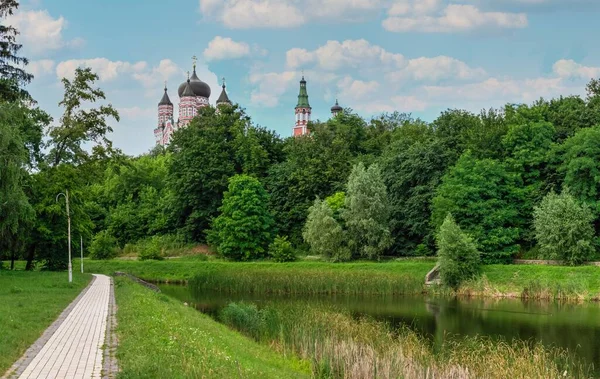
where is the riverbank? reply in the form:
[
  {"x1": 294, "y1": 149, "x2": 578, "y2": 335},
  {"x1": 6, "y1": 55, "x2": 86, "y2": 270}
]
[
  {"x1": 113, "y1": 277, "x2": 309, "y2": 378},
  {"x1": 0, "y1": 271, "x2": 90, "y2": 374},
  {"x1": 83, "y1": 259, "x2": 600, "y2": 301}
]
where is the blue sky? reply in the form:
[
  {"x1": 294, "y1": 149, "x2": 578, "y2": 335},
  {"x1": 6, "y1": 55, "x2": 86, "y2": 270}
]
[{"x1": 11, "y1": 0, "x2": 600, "y2": 155}]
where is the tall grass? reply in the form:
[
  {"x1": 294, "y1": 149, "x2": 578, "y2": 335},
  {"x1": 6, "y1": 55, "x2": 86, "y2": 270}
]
[
  {"x1": 219, "y1": 302, "x2": 592, "y2": 379},
  {"x1": 189, "y1": 262, "x2": 431, "y2": 295}
]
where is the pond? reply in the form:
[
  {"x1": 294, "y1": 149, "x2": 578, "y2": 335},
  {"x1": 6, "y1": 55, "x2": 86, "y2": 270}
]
[{"x1": 159, "y1": 284, "x2": 600, "y2": 372}]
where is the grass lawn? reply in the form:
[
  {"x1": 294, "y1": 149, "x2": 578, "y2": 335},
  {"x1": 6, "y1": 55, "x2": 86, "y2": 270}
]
[
  {"x1": 84, "y1": 258, "x2": 600, "y2": 300},
  {"x1": 0, "y1": 271, "x2": 90, "y2": 374},
  {"x1": 114, "y1": 277, "x2": 310, "y2": 378}
]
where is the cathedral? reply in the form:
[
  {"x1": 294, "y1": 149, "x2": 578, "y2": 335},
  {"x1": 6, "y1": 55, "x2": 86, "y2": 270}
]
[{"x1": 154, "y1": 61, "x2": 343, "y2": 146}]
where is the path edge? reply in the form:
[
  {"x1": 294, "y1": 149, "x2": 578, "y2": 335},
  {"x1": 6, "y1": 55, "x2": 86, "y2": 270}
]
[
  {"x1": 2, "y1": 275, "x2": 97, "y2": 379},
  {"x1": 101, "y1": 276, "x2": 119, "y2": 378}
]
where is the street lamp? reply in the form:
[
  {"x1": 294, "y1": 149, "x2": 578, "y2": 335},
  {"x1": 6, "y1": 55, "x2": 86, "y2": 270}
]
[{"x1": 56, "y1": 190, "x2": 72, "y2": 283}]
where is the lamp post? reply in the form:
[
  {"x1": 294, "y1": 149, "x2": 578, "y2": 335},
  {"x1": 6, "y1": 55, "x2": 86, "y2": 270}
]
[
  {"x1": 80, "y1": 235, "x2": 84, "y2": 273},
  {"x1": 56, "y1": 190, "x2": 72, "y2": 283}
]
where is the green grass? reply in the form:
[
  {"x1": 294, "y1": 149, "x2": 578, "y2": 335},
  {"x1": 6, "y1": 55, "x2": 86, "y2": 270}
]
[
  {"x1": 113, "y1": 277, "x2": 309, "y2": 378},
  {"x1": 84, "y1": 258, "x2": 600, "y2": 300},
  {"x1": 0, "y1": 271, "x2": 91, "y2": 374}
]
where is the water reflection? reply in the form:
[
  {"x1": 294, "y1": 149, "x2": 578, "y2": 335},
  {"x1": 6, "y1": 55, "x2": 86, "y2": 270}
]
[{"x1": 159, "y1": 284, "x2": 600, "y2": 371}]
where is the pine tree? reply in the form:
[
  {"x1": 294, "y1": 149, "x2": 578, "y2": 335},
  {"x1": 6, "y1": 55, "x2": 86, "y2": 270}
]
[{"x1": 0, "y1": 0, "x2": 33, "y2": 101}]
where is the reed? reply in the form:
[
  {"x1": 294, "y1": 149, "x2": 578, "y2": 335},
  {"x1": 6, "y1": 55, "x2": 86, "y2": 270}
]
[{"x1": 219, "y1": 302, "x2": 592, "y2": 379}]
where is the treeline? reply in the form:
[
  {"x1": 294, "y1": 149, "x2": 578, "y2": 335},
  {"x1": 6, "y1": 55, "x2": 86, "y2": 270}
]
[{"x1": 4, "y1": 1, "x2": 600, "y2": 269}]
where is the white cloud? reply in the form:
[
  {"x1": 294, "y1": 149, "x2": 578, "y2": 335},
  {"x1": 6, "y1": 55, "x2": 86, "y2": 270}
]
[
  {"x1": 337, "y1": 76, "x2": 380, "y2": 101},
  {"x1": 286, "y1": 39, "x2": 405, "y2": 71},
  {"x1": 132, "y1": 59, "x2": 182, "y2": 89},
  {"x1": 383, "y1": 3, "x2": 527, "y2": 33},
  {"x1": 249, "y1": 71, "x2": 297, "y2": 107},
  {"x1": 388, "y1": 56, "x2": 487, "y2": 82},
  {"x1": 56, "y1": 58, "x2": 147, "y2": 82},
  {"x1": 552, "y1": 59, "x2": 600, "y2": 80},
  {"x1": 5, "y1": 10, "x2": 83, "y2": 55},
  {"x1": 203, "y1": 36, "x2": 251, "y2": 61},
  {"x1": 198, "y1": 0, "x2": 383, "y2": 29},
  {"x1": 29, "y1": 59, "x2": 55, "y2": 77}
]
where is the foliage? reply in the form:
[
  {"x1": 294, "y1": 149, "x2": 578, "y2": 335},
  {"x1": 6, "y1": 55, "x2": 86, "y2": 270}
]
[
  {"x1": 0, "y1": 109, "x2": 33, "y2": 246},
  {"x1": 0, "y1": 0, "x2": 33, "y2": 101},
  {"x1": 47, "y1": 67, "x2": 120, "y2": 167},
  {"x1": 432, "y1": 151, "x2": 524, "y2": 264},
  {"x1": 269, "y1": 236, "x2": 297, "y2": 262},
  {"x1": 324, "y1": 191, "x2": 345, "y2": 214},
  {"x1": 380, "y1": 136, "x2": 451, "y2": 255},
  {"x1": 436, "y1": 214, "x2": 481, "y2": 289},
  {"x1": 343, "y1": 162, "x2": 392, "y2": 260},
  {"x1": 208, "y1": 175, "x2": 275, "y2": 261},
  {"x1": 138, "y1": 236, "x2": 165, "y2": 261},
  {"x1": 303, "y1": 199, "x2": 350, "y2": 262},
  {"x1": 89, "y1": 230, "x2": 119, "y2": 260},
  {"x1": 533, "y1": 191, "x2": 595, "y2": 265},
  {"x1": 168, "y1": 105, "x2": 276, "y2": 242}
]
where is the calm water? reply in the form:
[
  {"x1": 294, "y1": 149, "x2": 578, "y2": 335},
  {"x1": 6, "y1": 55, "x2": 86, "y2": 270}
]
[{"x1": 159, "y1": 284, "x2": 600, "y2": 371}]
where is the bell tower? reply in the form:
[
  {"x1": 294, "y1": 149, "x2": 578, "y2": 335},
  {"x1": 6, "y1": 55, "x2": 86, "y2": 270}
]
[{"x1": 293, "y1": 73, "x2": 311, "y2": 137}]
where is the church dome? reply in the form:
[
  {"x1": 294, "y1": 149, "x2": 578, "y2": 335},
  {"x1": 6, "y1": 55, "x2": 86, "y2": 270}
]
[
  {"x1": 331, "y1": 99, "x2": 342, "y2": 112},
  {"x1": 178, "y1": 68, "x2": 211, "y2": 98}
]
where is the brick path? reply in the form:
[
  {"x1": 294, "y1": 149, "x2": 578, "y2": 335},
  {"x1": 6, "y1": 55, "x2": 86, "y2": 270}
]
[{"x1": 16, "y1": 274, "x2": 111, "y2": 379}]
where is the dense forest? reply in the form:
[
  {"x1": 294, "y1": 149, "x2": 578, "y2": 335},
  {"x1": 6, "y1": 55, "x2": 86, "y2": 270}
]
[{"x1": 3, "y1": 2, "x2": 600, "y2": 270}]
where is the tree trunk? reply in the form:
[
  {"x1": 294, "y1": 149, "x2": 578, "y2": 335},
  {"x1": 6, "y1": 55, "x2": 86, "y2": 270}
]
[
  {"x1": 25, "y1": 244, "x2": 36, "y2": 271},
  {"x1": 10, "y1": 250, "x2": 15, "y2": 270}
]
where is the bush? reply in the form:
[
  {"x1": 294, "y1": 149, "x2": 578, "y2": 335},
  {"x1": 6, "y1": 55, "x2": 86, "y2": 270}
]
[
  {"x1": 269, "y1": 236, "x2": 297, "y2": 262},
  {"x1": 303, "y1": 198, "x2": 351, "y2": 262},
  {"x1": 533, "y1": 190, "x2": 595, "y2": 265},
  {"x1": 138, "y1": 236, "x2": 165, "y2": 261},
  {"x1": 437, "y1": 214, "x2": 481, "y2": 289},
  {"x1": 89, "y1": 231, "x2": 119, "y2": 260}
]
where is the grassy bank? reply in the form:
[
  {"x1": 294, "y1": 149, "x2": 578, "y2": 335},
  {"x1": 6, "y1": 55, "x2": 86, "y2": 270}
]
[
  {"x1": 84, "y1": 258, "x2": 600, "y2": 300},
  {"x1": 219, "y1": 302, "x2": 592, "y2": 378},
  {"x1": 113, "y1": 277, "x2": 309, "y2": 378},
  {"x1": 0, "y1": 271, "x2": 90, "y2": 374}
]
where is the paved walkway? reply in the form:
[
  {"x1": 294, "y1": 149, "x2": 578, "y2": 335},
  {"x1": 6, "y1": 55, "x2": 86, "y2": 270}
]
[{"x1": 14, "y1": 274, "x2": 112, "y2": 379}]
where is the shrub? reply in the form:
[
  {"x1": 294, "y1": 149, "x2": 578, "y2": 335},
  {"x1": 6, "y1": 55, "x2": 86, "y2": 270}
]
[
  {"x1": 89, "y1": 231, "x2": 119, "y2": 260},
  {"x1": 138, "y1": 236, "x2": 165, "y2": 261},
  {"x1": 269, "y1": 236, "x2": 297, "y2": 262},
  {"x1": 437, "y1": 214, "x2": 481, "y2": 289},
  {"x1": 533, "y1": 190, "x2": 595, "y2": 265},
  {"x1": 303, "y1": 198, "x2": 350, "y2": 262}
]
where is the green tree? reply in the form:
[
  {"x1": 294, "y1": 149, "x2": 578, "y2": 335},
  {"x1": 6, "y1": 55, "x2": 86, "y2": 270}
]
[
  {"x1": 432, "y1": 152, "x2": 524, "y2": 263},
  {"x1": 47, "y1": 67, "x2": 119, "y2": 167},
  {"x1": 533, "y1": 190, "x2": 595, "y2": 265},
  {"x1": 343, "y1": 162, "x2": 392, "y2": 260},
  {"x1": 303, "y1": 198, "x2": 349, "y2": 261},
  {"x1": 436, "y1": 214, "x2": 481, "y2": 289},
  {"x1": 89, "y1": 230, "x2": 119, "y2": 260},
  {"x1": 381, "y1": 136, "x2": 451, "y2": 255},
  {"x1": 208, "y1": 175, "x2": 275, "y2": 261},
  {"x1": 0, "y1": 0, "x2": 33, "y2": 101},
  {"x1": 0, "y1": 113, "x2": 33, "y2": 268},
  {"x1": 168, "y1": 105, "x2": 272, "y2": 241}
]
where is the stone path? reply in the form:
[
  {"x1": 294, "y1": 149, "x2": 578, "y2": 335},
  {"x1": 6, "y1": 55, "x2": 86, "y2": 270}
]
[{"x1": 8, "y1": 274, "x2": 113, "y2": 379}]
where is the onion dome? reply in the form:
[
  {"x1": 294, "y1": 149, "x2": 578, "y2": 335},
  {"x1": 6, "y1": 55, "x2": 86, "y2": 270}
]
[
  {"x1": 181, "y1": 78, "x2": 195, "y2": 97},
  {"x1": 331, "y1": 99, "x2": 342, "y2": 113},
  {"x1": 178, "y1": 67, "x2": 211, "y2": 98},
  {"x1": 158, "y1": 84, "x2": 172, "y2": 106},
  {"x1": 216, "y1": 78, "x2": 232, "y2": 106}
]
